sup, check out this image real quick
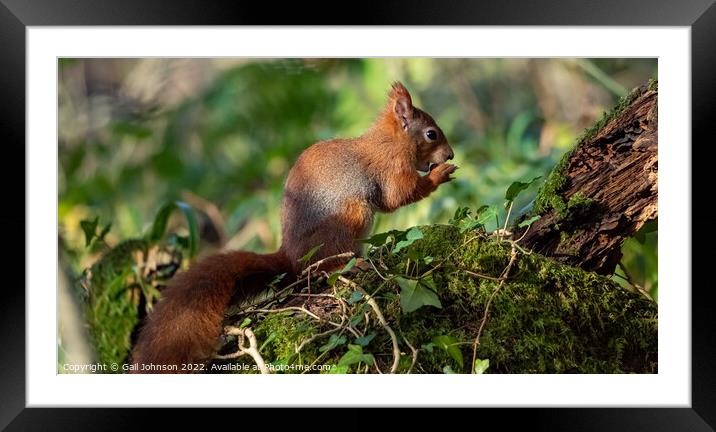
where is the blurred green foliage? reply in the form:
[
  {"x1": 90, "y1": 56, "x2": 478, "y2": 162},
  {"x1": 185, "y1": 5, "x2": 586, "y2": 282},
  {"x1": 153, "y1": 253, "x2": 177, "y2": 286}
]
[{"x1": 58, "y1": 58, "x2": 658, "y2": 309}]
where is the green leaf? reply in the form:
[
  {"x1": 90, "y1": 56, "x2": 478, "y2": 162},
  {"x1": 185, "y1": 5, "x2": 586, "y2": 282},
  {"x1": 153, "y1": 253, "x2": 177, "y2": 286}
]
[
  {"x1": 505, "y1": 176, "x2": 542, "y2": 202},
  {"x1": 347, "y1": 290, "x2": 363, "y2": 305},
  {"x1": 349, "y1": 314, "x2": 363, "y2": 327},
  {"x1": 327, "y1": 273, "x2": 340, "y2": 286},
  {"x1": 476, "y1": 206, "x2": 498, "y2": 225},
  {"x1": 397, "y1": 276, "x2": 442, "y2": 313},
  {"x1": 258, "y1": 332, "x2": 278, "y2": 352},
  {"x1": 340, "y1": 257, "x2": 357, "y2": 273},
  {"x1": 392, "y1": 227, "x2": 423, "y2": 254},
  {"x1": 239, "y1": 318, "x2": 252, "y2": 329},
  {"x1": 442, "y1": 365, "x2": 456, "y2": 374},
  {"x1": 148, "y1": 201, "x2": 200, "y2": 257},
  {"x1": 329, "y1": 364, "x2": 349, "y2": 374},
  {"x1": 98, "y1": 222, "x2": 112, "y2": 241},
  {"x1": 360, "y1": 229, "x2": 404, "y2": 247},
  {"x1": 518, "y1": 215, "x2": 541, "y2": 228},
  {"x1": 432, "y1": 335, "x2": 464, "y2": 369},
  {"x1": 474, "y1": 358, "x2": 490, "y2": 374},
  {"x1": 319, "y1": 334, "x2": 347, "y2": 353},
  {"x1": 80, "y1": 217, "x2": 99, "y2": 247},
  {"x1": 337, "y1": 344, "x2": 375, "y2": 367},
  {"x1": 420, "y1": 275, "x2": 437, "y2": 292},
  {"x1": 449, "y1": 206, "x2": 471, "y2": 225},
  {"x1": 353, "y1": 333, "x2": 376, "y2": 347},
  {"x1": 299, "y1": 243, "x2": 324, "y2": 265},
  {"x1": 327, "y1": 257, "x2": 358, "y2": 285}
]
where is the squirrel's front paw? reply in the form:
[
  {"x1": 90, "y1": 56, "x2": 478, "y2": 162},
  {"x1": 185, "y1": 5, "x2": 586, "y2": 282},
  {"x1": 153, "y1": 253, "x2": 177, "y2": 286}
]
[{"x1": 429, "y1": 163, "x2": 458, "y2": 185}]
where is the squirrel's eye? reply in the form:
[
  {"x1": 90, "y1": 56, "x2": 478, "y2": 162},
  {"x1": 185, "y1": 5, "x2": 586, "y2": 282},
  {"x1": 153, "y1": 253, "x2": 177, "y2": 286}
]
[{"x1": 425, "y1": 130, "x2": 438, "y2": 141}]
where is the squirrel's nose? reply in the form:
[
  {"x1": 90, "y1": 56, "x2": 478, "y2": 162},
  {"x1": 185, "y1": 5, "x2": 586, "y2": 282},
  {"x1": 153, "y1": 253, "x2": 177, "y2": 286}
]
[{"x1": 447, "y1": 150, "x2": 454, "y2": 160}]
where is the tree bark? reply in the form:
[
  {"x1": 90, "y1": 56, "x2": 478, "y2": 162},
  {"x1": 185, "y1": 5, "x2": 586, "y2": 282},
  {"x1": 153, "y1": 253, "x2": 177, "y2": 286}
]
[{"x1": 518, "y1": 82, "x2": 658, "y2": 275}]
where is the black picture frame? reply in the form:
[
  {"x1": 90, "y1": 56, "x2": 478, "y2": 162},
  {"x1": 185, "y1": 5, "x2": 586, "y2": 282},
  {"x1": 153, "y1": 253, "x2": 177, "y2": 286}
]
[{"x1": 2, "y1": 0, "x2": 713, "y2": 429}]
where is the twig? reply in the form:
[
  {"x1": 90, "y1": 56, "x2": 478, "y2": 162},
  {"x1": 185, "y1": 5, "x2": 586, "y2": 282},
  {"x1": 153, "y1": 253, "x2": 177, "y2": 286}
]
[
  {"x1": 300, "y1": 252, "x2": 355, "y2": 277},
  {"x1": 402, "y1": 335, "x2": 419, "y2": 374},
  {"x1": 338, "y1": 276, "x2": 401, "y2": 374},
  {"x1": 251, "y1": 306, "x2": 336, "y2": 325},
  {"x1": 514, "y1": 223, "x2": 533, "y2": 244},
  {"x1": 366, "y1": 257, "x2": 389, "y2": 281},
  {"x1": 461, "y1": 269, "x2": 504, "y2": 282},
  {"x1": 215, "y1": 327, "x2": 269, "y2": 374},
  {"x1": 499, "y1": 201, "x2": 514, "y2": 243},
  {"x1": 471, "y1": 245, "x2": 518, "y2": 373}
]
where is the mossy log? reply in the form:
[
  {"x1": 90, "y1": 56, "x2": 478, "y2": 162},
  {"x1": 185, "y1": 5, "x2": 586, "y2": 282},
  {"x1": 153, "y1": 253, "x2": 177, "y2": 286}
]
[
  {"x1": 214, "y1": 82, "x2": 659, "y2": 374},
  {"x1": 215, "y1": 225, "x2": 657, "y2": 374},
  {"x1": 519, "y1": 82, "x2": 658, "y2": 275}
]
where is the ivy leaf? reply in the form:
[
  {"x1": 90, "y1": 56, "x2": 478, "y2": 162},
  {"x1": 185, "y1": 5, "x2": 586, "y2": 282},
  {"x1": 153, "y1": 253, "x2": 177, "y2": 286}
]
[
  {"x1": 319, "y1": 334, "x2": 347, "y2": 353},
  {"x1": 353, "y1": 333, "x2": 376, "y2": 347},
  {"x1": 474, "y1": 358, "x2": 490, "y2": 374},
  {"x1": 518, "y1": 215, "x2": 541, "y2": 228},
  {"x1": 337, "y1": 344, "x2": 375, "y2": 367},
  {"x1": 432, "y1": 335, "x2": 464, "y2": 369},
  {"x1": 80, "y1": 216, "x2": 99, "y2": 247},
  {"x1": 327, "y1": 258, "x2": 356, "y2": 286},
  {"x1": 397, "y1": 276, "x2": 442, "y2": 313},
  {"x1": 475, "y1": 206, "x2": 498, "y2": 225},
  {"x1": 449, "y1": 206, "x2": 471, "y2": 225},
  {"x1": 347, "y1": 290, "x2": 363, "y2": 305},
  {"x1": 329, "y1": 364, "x2": 349, "y2": 374},
  {"x1": 392, "y1": 227, "x2": 423, "y2": 254},
  {"x1": 454, "y1": 206, "x2": 491, "y2": 233},
  {"x1": 258, "y1": 332, "x2": 278, "y2": 352},
  {"x1": 340, "y1": 257, "x2": 357, "y2": 273},
  {"x1": 350, "y1": 314, "x2": 363, "y2": 327},
  {"x1": 420, "y1": 275, "x2": 437, "y2": 292},
  {"x1": 360, "y1": 229, "x2": 404, "y2": 247},
  {"x1": 505, "y1": 176, "x2": 542, "y2": 203},
  {"x1": 299, "y1": 243, "x2": 324, "y2": 265},
  {"x1": 98, "y1": 222, "x2": 112, "y2": 241}
]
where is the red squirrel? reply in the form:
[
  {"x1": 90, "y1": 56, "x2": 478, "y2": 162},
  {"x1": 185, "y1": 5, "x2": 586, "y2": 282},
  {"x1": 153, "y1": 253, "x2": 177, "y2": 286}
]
[{"x1": 130, "y1": 82, "x2": 456, "y2": 373}]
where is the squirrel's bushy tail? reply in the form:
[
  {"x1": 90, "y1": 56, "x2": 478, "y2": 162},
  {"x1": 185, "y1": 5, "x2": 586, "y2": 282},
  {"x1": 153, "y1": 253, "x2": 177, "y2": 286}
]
[{"x1": 130, "y1": 249, "x2": 292, "y2": 373}]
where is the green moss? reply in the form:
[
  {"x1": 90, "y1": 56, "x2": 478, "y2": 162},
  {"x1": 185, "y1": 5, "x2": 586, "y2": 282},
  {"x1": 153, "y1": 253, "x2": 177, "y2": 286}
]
[
  {"x1": 648, "y1": 78, "x2": 658, "y2": 92},
  {"x1": 224, "y1": 225, "x2": 657, "y2": 374},
  {"x1": 532, "y1": 150, "x2": 571, "y2": 215},
  {"x1": 561, "y1": 192, "x2": 597, "y2": 219},
  {"x1": 533, "y1": 82, "x2": 655, "y2": 216},
  {"x1": 577, "y1": 84, "x2": 647, "y2": 144},
  {"x1": 83, "y1": 239, "x2": 149, "y2": 368}
]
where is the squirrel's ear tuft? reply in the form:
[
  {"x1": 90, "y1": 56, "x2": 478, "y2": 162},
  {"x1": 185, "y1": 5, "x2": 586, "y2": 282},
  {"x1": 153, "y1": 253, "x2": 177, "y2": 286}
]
[{"x1": 389, "y1": 81, "x2": 413, "y2": 128}]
